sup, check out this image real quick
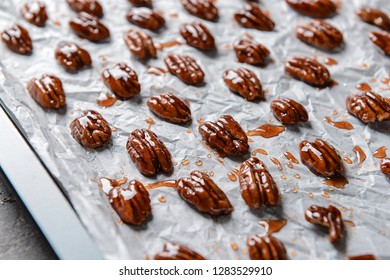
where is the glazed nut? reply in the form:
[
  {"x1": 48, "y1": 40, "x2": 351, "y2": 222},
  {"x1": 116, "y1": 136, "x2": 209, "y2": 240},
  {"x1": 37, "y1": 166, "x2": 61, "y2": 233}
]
[
  {"x1": 70, "y1": 110, "x2": 111, "y2": 149},
  {"x1": 128, "y1": 0, "x2": 153, "y2": 8},
  {"x1": 154, "y1": 242, "x2": 205, "y2": 260},
  {"x1": 126, "y1": 129, "x2": 173, "y2": 177},
  {"x1": 1, "y1": 24, "x2": 33, "y2": 55},
  {"x1": 27, "y1": 74, "x2": 66, "y2": 109},
  {"x1": 247, "y1": 235, "x2": 288, "y2": 260},
  {"x1": 369, "y1": 31, "x2": 390, "y2": 56},
  {"x1": 223, "y1": 68, "x2": 264, "y2": 102},
  {"x1": 271, "y1": 98, "x2": 309, "y2": 125},
  {"x1": 180, "y1": 21, "x2": 215, "y2": 51},
  {"x1": 285, "y1": 0, "x2": 337, "y2": 19},
  {"x1": 69, "y1": 12, "x2": 110, "y2": 42},
  {"x1": 180, "y1": 0, "x2": 219, "y2": 22},
  {"x1": 233, "y1": 37, "x2": 270, "y2": 65},
  {"x1": 126, "y1": 8, "x2": 165, "y2": 31},
  {"x1": 66, "y1": 0, "x2": 104, "y2": 18},
  {"x1": 21, "y1": 0, "x2": 48, "y2": 27},
  {"x1": 381, "y1": 158, "x2": 390, "y2": 179},
  {"x1": 164, "y1": 54, "x2": 205, "y2": 85},
  {"x1": 356, "y1": 7, "x2": 390, "y2": 31},
  {"x1": 102, "y1": 63, "x2": 140, "y2": 99},
  {"x1": 124, "y1": 28, "x2": 157, "y2": 59},
  {"x1": 347, "y1": 255, "x2": 376, "y2": 260},
  {"x1": 234, "y1": 2, "x2": 275, "y2": 31},
  {"x1": 55, "y1": 42, "x2": 92, "y2": 71}
]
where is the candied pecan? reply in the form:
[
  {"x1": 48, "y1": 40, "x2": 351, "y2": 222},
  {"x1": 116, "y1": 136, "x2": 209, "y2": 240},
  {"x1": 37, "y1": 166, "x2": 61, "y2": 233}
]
[
  {"x1": 180, "y1": 0, "x2": 219, "y2": 22},
  {"x1": 285, "y1": 56, "x2": 331, "y2": 87},
  {"x1": 176, "y1": 170, "x2": 233, "y2": 216},
  {"x1": 356, "y1": 7, "x2": 390, "y2": 31},
  {"x1": 239, "y1": 157, "x2": 280, "y2": 209},
  {"x1": 305, "y1": 205, "x2": 345, "y2": 244},
  {"x1": 1, "y1": 24, "x2": 32, "y2": 55},
  {"x1": 247, "y1": 234, "x2": 287, "y2": 260},
  {"x1": 299, "y1": 138, "x2": 344, "y2": 177},
  {"x1": 180, "y1": 21, "x2": 215, "y2": 51},
  {"x1": 147, "y1": 93, "x2": 192, "y2": 125},
  {"x1": 285, "y1": 0, "x2": 337, "y2": 19},
  {"x1": 108, "y1": 180, "x2": 151, "y2": 225},
  {"x1": 66, "y1": 0, "x2": 103, "y2": 18},
  {"x1": 164, "y1": 54, "x2": 205, "y2": 85},
  {"x1": 381, "y1": 158, "x2": 390, "y2": 179},
  {"x1": 198, "y1": 115, "x2": 249, "y2": 157},
  {"x1": 223, "y1": 68, "x2": 264, "y2": 102},
  {"x1": 233, "y1": 37, "x2": 270, "y2": 65},
  {"x1": 296, "y1": 20, "x2": 344, "y2": 51},
  {"x1": 126, "y1": 8, "x2": 165, "y2": 31},
  {"x1": 126, "y1": 129, "x2": 173, "y2": 177},
  {"x1": 128, "y1": 0, "x2": 152, "y2": 8},
  {"x1": 20, "y1": 0, "x2": 48, "y2": 27},
  {"x1": 27, "y1": 74, "x2": 66, "y2": 109},
  {"x1": 69, "y1": 12, "x2": 110, "y2": 42},
  {"x1": 369, "y1": 31, "x2": 390, "y2": 56},
  {"x1": 102, "y1": 63, "x2": 140, "y2": 99},
  {"x1": 347, "y1": 254, "x2": 376, "y2": 260},
  {"x1": 55, "y1": 42, "x2": 92, "y2": 71},
  {"x1": 234, "y1": 3, "x2": 275, "y2": 31},
  {"x1": 271, "y1": 98, "x2": 308, "y2": 125},
  {"x1": 154, "y1": 242, "x2": 205, "y2": 260},
  {"x1": 346, "y1": 91, "x2": 390, "y2": 123},
  {"x1": 124, "y1": 28, "x2": 157, "y2": 59}
]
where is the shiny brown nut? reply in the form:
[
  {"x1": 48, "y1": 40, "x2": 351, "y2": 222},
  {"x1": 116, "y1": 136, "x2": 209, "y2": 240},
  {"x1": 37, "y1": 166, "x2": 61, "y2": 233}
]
[
  {"x1": 147, "y1": 93, "x2": 192, "y2": 125},
  {"x1": 305, "y1": 205, "x2": 344, "y2": 244},
  {"x1": 380, "y1": 158, "x2": 390, "y2": 179},
  {"x1": 20, "y1": 0, "x2": 48, "y2": 27},
  {"x1": 27, "y1": 74, "x2": 66, "y2": 109},
  {"x1": 108, "y1": 180, "x2": 151, "y2": 225},
  {"x1": 154, "y1": 242, "x2": 205, "y2": 260},
  {"x1": 69, "y1": 12, "x2": 110, "y2": 42},
  {"x1": 369, "y1": 31, "x2": 390, "y2": 56},
  {"x1": 347, "y1": 254, "x2": 376, "y2": 260},
  {"x1": 198, "y1": 115, "x2": 249, "y2": 157},
  {"x1": 66, "y1": 0, "x2": 104, "y2": 18},
  {"x1": 55, "y1": 42, "x2": 92, "y2": 71},
  {"x1": 181, "y1": 0, "x2": 218, "y2": 21},
  {"x1": 164, "y1": 54, "x2": 205, "y2": 85},
  {"x1": 239, "y1": 157, "x2": 280, "y2": 210},
  {"x1": 126, "y1": 129, "x2": 173, "y2": 177},
  {"x1": 233, "y1": 37, "x2": 270, "y2": 65},
  {"x1": 128, "y1": 0, "x2": 152, "y2": 8},
  {"x1": 285, "y1": 56, "x2": 331, "y2": 87},
  {"x1": 102, "y1": 63, "x2": 140, "y2": 100},
  {"x1": 223, "y1": 68, "x2": 264, "y2": 102},
  {"x1": 299, "y1": 138, "x2": 344, "y2": 177},
  {"x1": 124, "y1": 28, "x2": 157, "y2": 59},
  {"x1": 180, "y1": 21, "x2": 215, "y2": 51},
  {"x1": 126, "y1": 8, "x2": 165, "y2": 31},
  {"x1": 234, "y1": 3, "x2": 275, "y2": 31},
  {"x1": 1, "y1": 24, "x2": 32, "y2": 55},
  {"x1": 247, "y1": 235, "x2": 287, "y2": 260},
  {"x1": 346, "y1": 91, "x2": 390, "y2": 123},
  {"x1": 176, "y1": 170, "x2": 233, "y2": 216},
  {"x1": 271, "y1": 98, "x2": 309, "y2": 125},
  {"x1": 285, "y1": 0, "x2": 337, "y2": 19},
  {"x1": 296, "y1": 20, "x2": 344, "y2": 51},
  {"x1": 356, "y1": 7, "x2": 390, "y2": 31}
]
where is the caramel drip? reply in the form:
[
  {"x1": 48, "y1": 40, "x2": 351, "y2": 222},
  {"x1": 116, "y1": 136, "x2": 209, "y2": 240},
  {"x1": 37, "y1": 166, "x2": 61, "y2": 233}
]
[
  {"x1": 181, "y1": 159, "x2": 190, "y2": 165},
  {"x1": 356, "y1": 82, "x2": 372, "y2": 91},
  {"x1": 147, "y1": 66, "x2": 167, "y2": 76},
  {"x1": 155, "y1": 40, "x2": 182, "y2": 50},
  {"x1": 158, "y1": 196, "x2": 166, "y2": 203},
  {"x1": 196, "y1": 160, "x2": 202, "y2": 166},
  {"x1": 247, "y1": 124, "x2": 285, "y2": 138},
  {"x1": 145, "y1": 117, "x2": 155, "y2": 129},
  {"x1": 145, "y1": 180, "x2": 177, "y2": 190},
  {"x1": 97, "y1": 94, "x2": 117, "y2": 107},
  {"x1": 231, "y1": 243, "x2": 238, "y2": 251},
  {"x1": 344, "y1": 220, "x2": 356, "y2": 227},
  {"x1": 248, "y1": 138, "x2": 254, "y2": 143},
  {"x1": 373, "y1": 146, "x2": 387, "y2": 159},
  {"x1": 325, "y1": 57, "x2": 338, "y2": 66},
  {"x1": 98, "y1": 177, "x2": 128, "y2": 194},
  {"x1": 353, "y1": 146, "x2": 367, "y2": 168},
  {"x1": 324, "y1": 116, "x2": 354, "y2": 130},
  {"x1": 252, "y1": 148, "x2": 268, "y2": 156},
  {"x1": 283, "y1": 152, "x2": 299, "y2": 164},
  {"x1": 270, "y1": 157, "x2": 282, "y2": 171},
  {"x1": 343, "y1": 157, "x2": 353, "y2": 164},
  {"x1": 287, "y1": 162, "x2": 294, "y2": 169},
  {"x1": 322, "y1": 174, "x2": 349, "y2": 189},
  {"x1": 259, "y1": 219, "x2": 287, "y2": 235},
  {"x1": 227, "y1": 172, "x2": 237, "y2": 181},
  {"x1": 381, "y1": 78, "x2": 390, "y2": 88}
]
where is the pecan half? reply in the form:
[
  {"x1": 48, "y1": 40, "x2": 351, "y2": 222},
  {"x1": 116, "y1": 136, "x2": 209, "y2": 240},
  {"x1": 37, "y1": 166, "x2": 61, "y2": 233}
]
[
  {"x1": 271, "y1": 98, "x2": 309, "y2": 125},
  {"x1": 147, "y1": 93, "x2": 192, "y2": 125},
  {"x1": 126, "y1": 129, "x2": 173, "y2": 177},
  {"x1": 124, "y1": 28, "x2": 157, "y2": 59},
  {"x1": 69, "y1": 12, "x2": 110, "y2": 42},
  {"x1": 369, "y1": 31, "x2": 390, "y2": 56},
  {"x1": 347, "y1": 255, "x2": 376, "y2": 260},
  {"x1": 108, "y1": 180, "x2": 151, "y2": 225},
  {"x1": 55, "y1": 42, "x2": 92, "y2": 71},
  {"x1": 102, "y1": 63, "x2": 140, "y2": 99},
  {"x1": 346, "y1": 91, "x2": 390, "y2": 123},
  {"x1": 181, "y1": 0, "x2": 218, "y2": 21},
  {"x1": 176, "y1": 170, "x2": 233, "y2": 216},
  {"x1": 20, "y1": 0, "x2": 48, "y2": 27},
  {"x1": 356, "y1": 7, "x2": 390, "y2": 31},
  {"x1": 285, "y1": 56, "x2": 331, "y2": 87},
  {"x1": 233, "y1": 37, "x2": 270, "y2": 65},
  {"x1": 66, "y1": 0, "x2": 104, "y2": 18},
  {"x1": 128, "y1": 0, "x2": 152, "y2": 8},
  {"x1": 154, "y1": 242, "x2": 205, "y2": 260},
  {"x1": 234, "y1": 3, "x2": 275, "y2": 31},
  {"x1": 198, "y1": 115, "x2": 249, "y2": 157},
  {"x1": 296, "y1": 20, "x2": 344, "y2": 51},
  {"x1": 305, "y1": 205, "x2": 345, "y2": 244},
  {"x1": 1, "y1": 24, "x2": 33, "y2": 55},
  {"x1": 381, "y1": 158, "x2": 390, "y2": 179},
  {"x1": 126, "y1": 8, "x2": 165, "y2": 31},
  {"x1": 180, "y1": 21, "x2": 215, "y2": 51},
  {"x1": 223, "y1": 68, "x2": 264, "y2": 102},
  {"x1": 164, "y1": 54, "x2": 205, "y2": 85},
  {"x1": 299, "y1": 138, "x2": 344, "y2": 177},
  {"x1": 247, "y1": 235, "x2": 287, "y2": 260},
  {"x1": 285, "y1": 0, "x2": 337, "y2": 19},
  {"x1": 27, "y1": 74, "x2": 66, "y2": 109}
]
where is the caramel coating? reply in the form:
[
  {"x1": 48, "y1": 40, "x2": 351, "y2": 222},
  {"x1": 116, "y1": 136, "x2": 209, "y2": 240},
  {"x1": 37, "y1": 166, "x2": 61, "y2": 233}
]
[
  {"x1": 285, "y1": 0, "x2": 337, "y2": 19},
  {"x1": 176, "y1": 170, "x2": 233, "y2": 216},
  {"x1": 271, "y1": 98, "x2": 309, "y2": 125},
  {"x1": 20, "y1": 0, "x2": 48, "y2": 27},
  {"x1": 198, "y1": 115, "x2": 249, "y2": 157},
  {"x1": 27, "y1": 74, "x2": 66, "y2": 109},
  {"x1": 147, "y1": 93, "x2": 192, "y2": 125},
  {"x1": 233, "y1": 37, "x2": 270, "y2": 65},
  {"x1": 234, "y1": 3, "x2": 275, "y2": 31},
  {"x1": 66, "y1": 0, "x2": 104, "y2": 18},
  {"x1": 69, "y1": 12, "x2": 110, "y2": 42},
  {"x1": 381, "y1": 158, "x2": 390, "y2": 179},
  {"x1": 369, "y1": 31, "x2": 390, "y2": 56},
  {"x1": 181, "y1": 0, "x2": 218, "y2": 22},
  {"x1": 1, "y1": 24, "x2": 33, "y2": 55},
  {"x1": 164, "y1": 54, "x2": 205, "y2": 85},
  {"x1": 180, "y1": 21, "x2": 215, "y2": 51},
  {"x1": 347, "y1": 254, "x2": 376, "y2": 260},
  {"x1": 154, "y1": 242, "x2": 205, "y2": 260},
  {"x1": 223, "y1": 68, "x2": 264, "y2": 102},
  {"x1": 124, "y1": 28, "x2": 157, "y2": 59},
  {"x1": 128, "y1": 0, "x2": 152, "y2": 8},
  {"x1": 247, "y1": 235, "x2": 288, "y2": 260},
  {"x1": 299, "y1": 138, "x2": 344, "y2": 177},
  {"x1": 102, "y1": 63, "x2": 140, "y2": 99},
  {"x1": 126, "y1": 129, "x2": 173, "y2": 177},
  {"x1": 108, "y1": 180, "x2": 151, "y2": 225},
  {"x1": 126, "y1": 8, "x2": 165, "y2": 31},
  {"x1": 305, "y1": 205, "x2": 345, "y2": 244},
  {"x1": 356, "y1": 7, "x2": 390, "y2": 31},
  {"x1": 55, "y1": 42, "x2": 92, "y2": 71},
  {"x1": 70, "y1": 110, "x2": 111, "y2": 149}
]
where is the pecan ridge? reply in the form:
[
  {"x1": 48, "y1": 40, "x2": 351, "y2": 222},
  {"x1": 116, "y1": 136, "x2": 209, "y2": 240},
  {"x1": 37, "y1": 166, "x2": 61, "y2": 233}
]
[
  {"x1": 1, "y1": 24, "x2": 33, "y2": 55},
  {"x1": 154, "y1": 242, "x2": 205, "y2": 260},
  {"x1": 369, "y1": 31, "x2": 390, "y2": 56},
  {"x1": 102, "y1": 63, "x2": 140, "y2": 99},
  {"x1": 27, "y1": 74, "x2": 66, "y2": 109},
  {"x1": 55, "y1": 42, "x2": 92, "y2": 71},
  {"x1": 128, "y1": 0, "x2": 153, "y2": 8},
  {"x1": 285, "y1": 0, "x2": 337, "y2": 19},
  {"x1": 124, "y1": 28, "x2": 157, "y2": 59},
  {"x1": 271, "y1": 98, "x2": 309, "y2": 125},
  {"x1": 164, "y1": 54, "x2": 205, "y2": 85},
  {"x1": 381, "y1": 158, "x2": 390, "y2": 179},
  {"x1": 223, "y1": 68, "x2": 264, "y2": 102},
  {"x1": 180, "y1": 0, "x2": 219, "y2": 22},
  {"x1": 180, "y1": 21, "x2": 215, "y2": 51},
  {"x1": 126, "y1": 8, "x2": 165, "y2": 31},
  {"x1": 66, "y1": 0, "x2": 104, "y2": 18},
  {"x1": 233, "y1": 37, "x2": 270, "y2": 65},
  {"x1": 247, "y1": 234, "x2": 288, "y2": 260},
  {"x1": 234, "y1": 2, "x2": 275, "y2": 31},
  {"x1": 356, "y1": 7, "x2": 390, "y2": 31},
  {"x1": 69, "y1": 12, "x2": 110, "y2": 42},
  {"x1": 21, "y1": 0, "x2": 48, "y2": 27}
]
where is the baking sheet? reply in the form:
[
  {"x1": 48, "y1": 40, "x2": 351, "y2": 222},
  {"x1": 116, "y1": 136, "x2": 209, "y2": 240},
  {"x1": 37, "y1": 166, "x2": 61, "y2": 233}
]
[{"x1": 0, "y1": 0, "x2": 389, "y2": 259}]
